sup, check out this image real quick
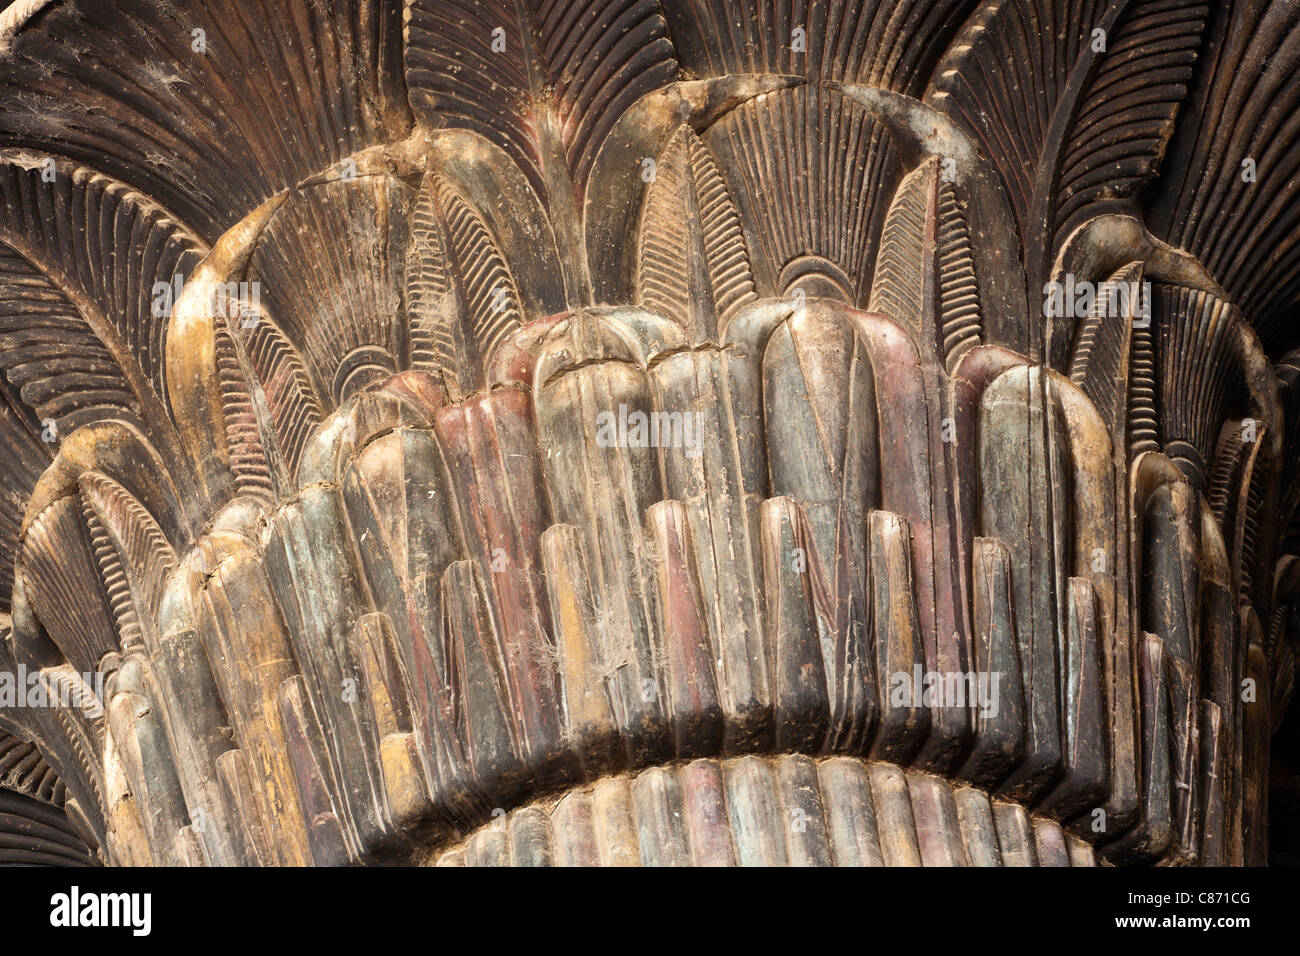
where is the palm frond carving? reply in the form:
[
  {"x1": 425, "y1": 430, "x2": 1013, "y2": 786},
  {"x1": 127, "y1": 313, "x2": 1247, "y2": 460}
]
[{"x1": 0, "y1": 0, "x2": 1295, "y2": 868}]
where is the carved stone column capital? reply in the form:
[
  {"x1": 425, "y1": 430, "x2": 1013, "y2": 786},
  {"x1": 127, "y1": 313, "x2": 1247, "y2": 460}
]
[{"x1": 0, "y1": 0, "x2": 1297, "y2": 867}]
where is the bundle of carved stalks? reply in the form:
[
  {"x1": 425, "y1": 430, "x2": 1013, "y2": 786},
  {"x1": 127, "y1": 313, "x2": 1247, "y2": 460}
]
[{"x1": 0, "y1": 0, "x2": 1298, "y2": 866}]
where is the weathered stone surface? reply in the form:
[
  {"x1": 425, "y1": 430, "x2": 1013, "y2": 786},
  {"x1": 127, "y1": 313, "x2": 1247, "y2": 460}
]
[{"x1": 0, "y1": 0, "x2": 1297, "y2": 867}]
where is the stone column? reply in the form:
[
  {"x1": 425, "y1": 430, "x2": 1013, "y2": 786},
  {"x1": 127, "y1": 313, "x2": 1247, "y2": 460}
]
[{"x1": 0, "y1": 0, "x2": 1296, "y2": 867}]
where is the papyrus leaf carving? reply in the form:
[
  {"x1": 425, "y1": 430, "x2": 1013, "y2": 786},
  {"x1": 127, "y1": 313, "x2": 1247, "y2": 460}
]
[
  {"x1": 636, "y1": 125, "x2": 756, "y2": 341},
  {"x1": 0, "y1": 155, "x2": 201, "y2": 607},
  {"x1": 869, "y1": 158, "x2": 982, "y2": 371},
  {"x1": 706, "y1": 86, "x2": 889, "y2": 303},
  {"x1": 0, "y1": 0, "x2": 1295, "y2": 870},
  {"x1": 1070, "y1": 261, "x2": 1143, "y2": 437},
  {"x1": 1129, "y1": 315, "x2": 1160, "y2": 457},
  {"x1": 0, "y1": 155, "x2": 204, "y2": 428},
  {"x1": 660, "y1": 0, "x2": 973, "y2": 94},
  {"x1": 0, "y1": 399, "x2": 46, "y2": 609},
  {"x1": 214, "y1": 324, "x2": 274, "y2": 504},
  {"x1": 234, "y1": 318, "x2": 325, "y2": 485},
  {"x1": 80, "y1": 472, "x2": 174, "y2": 621},
  {"x1": 936, "y1": 179, "x2": 983, "y2": 369},
  {"x1": 407, "y1": 173, "x2": 521, "y2": 401},
  {"x1": 405, "y1": 0, "x2": 679, "y2": 302},
  {"x1": 0, "y1": 250, "x2": 137, "y2": 432},
  {"x1": 0, "y1": 731, "x2": 67, "y2": 809},
  {"x1": 1155, "y1": 286, "x2": 1250, "y2": 477},
  {"x1": 248, "y1": 177, "x2": 407, "y2": 406},
  {"x1": 1054, "y1": 1, "x2": 1208, "y2": 243},
  {"x1": 19, "y1": 497, "x2": 118, "y2": 676}
]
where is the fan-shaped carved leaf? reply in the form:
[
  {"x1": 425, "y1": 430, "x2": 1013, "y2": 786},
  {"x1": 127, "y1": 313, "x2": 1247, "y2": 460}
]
[
  {"x1": 405, "y1": 0, "x2": 678, "y2": 201},
  {"x1": 660, "y1": 0, "x2": 976, "y2": 95},
  {"x1": 248, "y1": 176, "x2": 410, "y2": 407},
  {"x1": 78, "y1": 472, "x2": 176, "y2": 634},
  {"x1": 0, "y1": 155, "x2": 204, "y2": 424},
  {"x1": 0, "y1": 0, "x2": 410, "y2": 241},
  {"x1": 1055, "y1": 1, "x2": 1208, "y2": 243},
  {"x1": 1148, "y1": 1, "x2": 1300, "y2": 350},
  {"x1": 927, "y1": 0, "x2": 1208, "y2": 297}
]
